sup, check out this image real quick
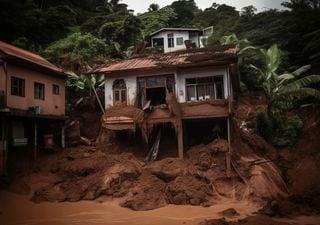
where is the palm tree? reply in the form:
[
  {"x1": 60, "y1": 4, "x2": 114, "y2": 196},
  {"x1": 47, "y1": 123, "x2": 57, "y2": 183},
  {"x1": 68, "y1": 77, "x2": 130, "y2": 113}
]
[{"x1": 250, "y1": 44, "x2": 320, "y2": 115}]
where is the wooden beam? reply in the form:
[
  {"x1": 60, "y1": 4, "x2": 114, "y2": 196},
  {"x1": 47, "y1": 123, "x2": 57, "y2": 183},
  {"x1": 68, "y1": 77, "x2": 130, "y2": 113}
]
[
  {"x1": 177, "y1": 121, "x2": 184, "y2": 159},
  {"x1": 226, "y1": 117, "x2": 232, "y2": 178}
]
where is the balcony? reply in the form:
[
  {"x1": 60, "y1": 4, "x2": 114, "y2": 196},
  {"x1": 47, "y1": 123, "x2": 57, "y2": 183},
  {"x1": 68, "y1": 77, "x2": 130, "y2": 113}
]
[{"x1": 0, "y1": 90, "x2": 5, "y2": 109}]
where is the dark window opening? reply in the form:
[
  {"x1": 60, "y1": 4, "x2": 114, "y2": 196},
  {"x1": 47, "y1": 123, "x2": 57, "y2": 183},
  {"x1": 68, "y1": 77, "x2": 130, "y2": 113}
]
[
  {"x1": 146, "y1": 87, "x2": 166, "y2": 106},
  {"x1": 168, "y1": 33, "x2": 174, "y2": 48},
  {"x1": 34, "y1": 82, "x2": 45, "y2": 100},
  {"x1": 137, "y1": 75, "x2": 175, "y2": 108},
  {"x1": 183, "y1": 118, "x2": 228, "y2": 147},
  {"x1": 11, "y1": 76, "x2": 25, "y2": 97},
  {"x1": 152, "y1": 38, "x2": 164, "y2": 47}
]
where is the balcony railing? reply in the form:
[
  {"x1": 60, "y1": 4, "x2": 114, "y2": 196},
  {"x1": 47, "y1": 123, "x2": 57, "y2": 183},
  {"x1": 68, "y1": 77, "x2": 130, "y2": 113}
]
[{"x1": 0, "y1": 90, "x2": 5, "y2": 109}]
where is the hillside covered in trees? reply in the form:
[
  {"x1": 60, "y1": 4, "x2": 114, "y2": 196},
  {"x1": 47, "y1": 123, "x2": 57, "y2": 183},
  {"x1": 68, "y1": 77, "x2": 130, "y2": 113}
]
[{"x1": 1, "y1": 0, "x2": 320, "y2": 73}]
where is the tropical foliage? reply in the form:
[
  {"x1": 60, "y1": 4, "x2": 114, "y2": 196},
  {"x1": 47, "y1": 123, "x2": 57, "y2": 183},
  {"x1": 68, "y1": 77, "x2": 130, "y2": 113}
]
[{"x1": 250, "y1": 44, "x2": 320, "y2": 114}]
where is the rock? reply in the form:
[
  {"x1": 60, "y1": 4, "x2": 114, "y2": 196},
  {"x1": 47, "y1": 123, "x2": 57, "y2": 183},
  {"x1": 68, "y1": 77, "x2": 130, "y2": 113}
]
[{"x1": 146, "y1": 158, "x2": 192, "y2": 181}]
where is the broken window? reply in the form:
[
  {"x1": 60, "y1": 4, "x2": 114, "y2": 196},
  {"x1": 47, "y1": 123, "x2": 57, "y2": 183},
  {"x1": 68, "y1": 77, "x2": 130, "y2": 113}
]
[
  {"x1": 186, "y1": 76, "x2": 224, "y2": 101},
  {"x1": 113, "y1": 79, "x2": 127, "y2": 105},
  {"x1": 137, "y1": 75, "x2": 175, "y2": 107}
]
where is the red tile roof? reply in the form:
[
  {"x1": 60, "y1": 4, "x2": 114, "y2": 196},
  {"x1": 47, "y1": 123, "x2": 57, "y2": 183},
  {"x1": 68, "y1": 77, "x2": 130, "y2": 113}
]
[
  {"x1": 0, "y1": 41, "x2": 65, "y2": 76},
  {"x1": 94, "y1": 45, "x2": 237, "y2": 74}
]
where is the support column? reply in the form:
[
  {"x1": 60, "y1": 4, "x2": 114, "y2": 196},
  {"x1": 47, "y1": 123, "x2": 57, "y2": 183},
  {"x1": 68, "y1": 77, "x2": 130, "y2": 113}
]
[
  {"x1": 1, "y1": 117, "x2": 8, "y2": 176},
  {"x1": 177, "y1": 120, "x2": 184, "y2": 159},
  {"x1": 61, "y1": 124, "x2": 65, "y2": 148},
  {"x1": 33, "y1": 119, "x2": 38, "y2": 160},
  {"x1": 226, "y1": 117, "x2": 232, "y2": 178}
]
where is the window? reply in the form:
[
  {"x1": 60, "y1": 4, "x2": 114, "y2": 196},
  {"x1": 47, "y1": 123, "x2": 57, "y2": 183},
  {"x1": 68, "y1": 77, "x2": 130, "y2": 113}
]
[
  {"x1": 34, "y1": 82, "x2": 45, "y2": 100},
  {"x1": 53, "y1": 84, "x2": 59, "y2": 95},
  {"x1": 186, "y1": 76, "x2": 224, "y2": 101},
  {"x1": 176, "y1": 37, "x2": 184, "y2": 45},
  {"x1": 137, "y1": 75, "x2": 175, "y2": 107},
  {"x1": 113, "y1": 79, "x2": 127, "y2": 105},
  {"x1": 11, "y1": 76, "x2": 25, "y2": 97},
  {"x1": 168, "y1": 33, "x2": 174, "y2": 48}
]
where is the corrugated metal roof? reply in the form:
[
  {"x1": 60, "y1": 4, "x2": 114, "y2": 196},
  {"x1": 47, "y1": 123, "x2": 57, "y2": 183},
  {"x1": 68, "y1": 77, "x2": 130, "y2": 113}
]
[
  {"x1": 0, "y1": 41, "x2": 64, "y2": 75},
  {"x1": 95, "y1": 45, "x2": 237, "y2": 74}
]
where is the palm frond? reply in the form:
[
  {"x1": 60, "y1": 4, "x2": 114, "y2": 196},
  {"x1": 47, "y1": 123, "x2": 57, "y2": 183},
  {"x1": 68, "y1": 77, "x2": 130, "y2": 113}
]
[
  {"x1": 291, "y1": 65, "x2": 311, "y2": 77},
  {"x1": 276, "y1": 87, "x2": 320, "y2": 100},
  {"x1": 282, "y1": 75, "x2": 320, "y2": 93}
]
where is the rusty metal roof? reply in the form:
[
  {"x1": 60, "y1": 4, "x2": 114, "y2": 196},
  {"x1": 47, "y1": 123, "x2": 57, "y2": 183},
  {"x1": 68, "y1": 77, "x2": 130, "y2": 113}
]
[
  {"x1": 0, "y1": 41, "x2": 65, "y2": 76},
  {"x1": 94, "y1": 45, "x2": 237, "y2": 74}
]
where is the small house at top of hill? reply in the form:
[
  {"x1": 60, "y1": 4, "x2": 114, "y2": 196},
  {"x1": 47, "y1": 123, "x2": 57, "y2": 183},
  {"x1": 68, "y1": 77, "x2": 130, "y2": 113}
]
[
  {"x1": 149, "y1": 27, "x2": 213, "y2": 53},
  {"x1": 94, "y1": 45, "x2": 239, "y2": 162}
]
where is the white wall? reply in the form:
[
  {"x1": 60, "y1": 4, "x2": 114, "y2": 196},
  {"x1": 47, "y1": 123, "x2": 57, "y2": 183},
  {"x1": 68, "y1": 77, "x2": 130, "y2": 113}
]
[
  {"x1": 105, "y1": 75, "x2": 137, "y2": 108},
  {"x1": 175, "y1": 67, "x2": 229, "y2": 103},
  {"x1": 105, "y1": 66, "x2": 230, "y2": 108},
  {"x1": 152, "y1": 31, "x2": 190, "y2": 53}
]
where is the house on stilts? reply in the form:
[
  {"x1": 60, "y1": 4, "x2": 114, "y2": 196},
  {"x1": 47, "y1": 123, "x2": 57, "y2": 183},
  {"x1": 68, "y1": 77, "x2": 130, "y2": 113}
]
[{"x1": 94, "y1": 44, "x2": 239, "y2": 162}]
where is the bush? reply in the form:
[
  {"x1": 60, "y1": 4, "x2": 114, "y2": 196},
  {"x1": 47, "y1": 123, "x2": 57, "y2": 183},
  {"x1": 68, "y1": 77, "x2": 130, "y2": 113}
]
[
  {"x1": 256, "y1": 112, "x2": 302, "y2": 148},
  {"x1": 272, "y1": 115, "x2": 302, "y2": 147}
]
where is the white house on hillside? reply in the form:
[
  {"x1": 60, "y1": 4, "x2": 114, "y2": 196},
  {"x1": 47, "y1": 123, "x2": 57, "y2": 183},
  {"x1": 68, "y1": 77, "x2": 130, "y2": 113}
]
[
  {"x1": 150, "y1": 27, "x2": 214, "y2": 53},
  {"x1": 150, "y1": 28, "x2": 202, "y2": 53}
]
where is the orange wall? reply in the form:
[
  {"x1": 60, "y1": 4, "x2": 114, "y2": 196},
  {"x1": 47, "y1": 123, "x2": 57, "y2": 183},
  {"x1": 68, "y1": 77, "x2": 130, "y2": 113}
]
[{"x1": 6, "y1": 64, "x2": 65, "y2": 116}]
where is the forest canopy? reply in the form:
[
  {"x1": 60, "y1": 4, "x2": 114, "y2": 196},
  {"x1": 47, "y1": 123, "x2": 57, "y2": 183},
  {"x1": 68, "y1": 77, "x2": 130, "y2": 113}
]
[{"x1": 1, "y1": 0, "x2": 320, "y2": 73}]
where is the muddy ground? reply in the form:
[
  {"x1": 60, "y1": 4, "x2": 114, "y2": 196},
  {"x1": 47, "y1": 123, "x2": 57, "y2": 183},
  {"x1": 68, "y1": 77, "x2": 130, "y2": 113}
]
[{"x1": 2, "y1": 96, "x2": 320, "y2": 225}]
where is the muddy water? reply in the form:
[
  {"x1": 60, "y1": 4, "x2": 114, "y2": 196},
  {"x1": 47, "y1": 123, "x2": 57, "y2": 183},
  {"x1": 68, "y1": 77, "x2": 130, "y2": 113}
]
[{"x1": 0, "y1": 191, "x2": 259, "y2": 225}]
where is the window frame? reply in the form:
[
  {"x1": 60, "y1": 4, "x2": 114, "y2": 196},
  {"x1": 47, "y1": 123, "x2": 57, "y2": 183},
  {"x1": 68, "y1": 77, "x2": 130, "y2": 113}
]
[
  {"x1": 113, "y1": 79, "x2": 127, "y2": 105},
  {"x1": 11, "y1": 76, "x2": 25, "y2": 97},
  {"x1": 52, "y1": 84, "x2": 60, "y2": 95},
  {"x1": 34, "y1": 82, "x2": 45, "y2": 100},
  {"x1": 176, "y1": 37, "x2": 184, "y2": 46},
  {"x1": 185, "y1": 75, "x2": 224, "y2": 101},
  {"x1": 137, "y1": 75, "x2": 175, "y2": 107},
  {"x1": 167, "y1": 33, "x2": 174, "y2": 48}
]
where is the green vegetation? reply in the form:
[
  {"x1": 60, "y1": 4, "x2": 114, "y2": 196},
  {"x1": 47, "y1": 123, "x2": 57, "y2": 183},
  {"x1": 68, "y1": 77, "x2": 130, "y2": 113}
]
[{"x1": 1, "y1": 0, "x2": 320, "y2": 147}]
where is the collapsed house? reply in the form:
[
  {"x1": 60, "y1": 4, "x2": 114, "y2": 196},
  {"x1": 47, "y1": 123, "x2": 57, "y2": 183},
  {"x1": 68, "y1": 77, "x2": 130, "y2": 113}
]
[{"x1": 94, "y1": 45, "x2": 239, "y2": 160}]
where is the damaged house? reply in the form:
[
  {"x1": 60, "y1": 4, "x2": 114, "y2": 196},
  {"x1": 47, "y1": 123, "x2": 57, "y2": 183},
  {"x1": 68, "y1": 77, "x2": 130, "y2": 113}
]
[
  {"x1": 95, "y1": 45, "x2": 239, "y2": 160},
  {"x1": 0, "y1": 41, "x2": 66, "y2": 174}
]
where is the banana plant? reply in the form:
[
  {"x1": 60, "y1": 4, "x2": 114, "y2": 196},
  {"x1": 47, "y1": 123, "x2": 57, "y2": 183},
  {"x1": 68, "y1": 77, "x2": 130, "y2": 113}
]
[{"x1": 250, "y1": 44, "x2": 320, "y2": 114}]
